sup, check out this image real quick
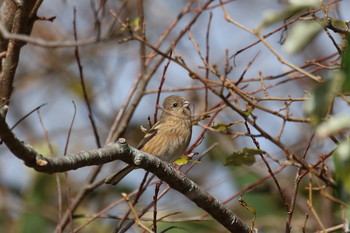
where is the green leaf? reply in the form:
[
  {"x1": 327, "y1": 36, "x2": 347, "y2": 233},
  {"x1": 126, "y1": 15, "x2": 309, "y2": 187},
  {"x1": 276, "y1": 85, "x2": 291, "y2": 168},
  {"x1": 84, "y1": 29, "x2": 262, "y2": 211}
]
[
  {"x1": 284, "y1": 20, "x2": 323, "y2": 54},
  {"x1": 224, "y1": 148, "x2": 265, "y2": 166},
  {"x1": 289, "y1": 0, "x2": 318, "y2": 7},
  {"x1": 341, "y1": 35, "x2": 350, "y2": 93},
  {"x1": 304, "y1": 36, "x2": 350, "y2": 125},
  {"x1": 131, "y1": 17, "x2": 140, "y2": 31},
  {"x1": 258, "y1": 0, "x2": 318, "y2": 31},
  {"x1": 346, "y1": 206, "x2": 350, "y2": 220},
  {"x1": 334, "y1": 140, "x2": 350, "y2": 199},
  {"x1": 329, "y1": 18, "x2": 349, "y2": 31},
  {"x1": 211, "y1": 121, "x2": 243, "y2": 130},
  {"x1": 316, "y1": 115, "x2": 350, "y2": 138},
  {"x1": 243, "y1": 106, "x2": 255, "y2": 116},
  {"x1": 304, "y1": 71, "x2": 345, "y2": 125},
  {"x1": 120, "y1": 17, "x2": 140, "y2": 32}
]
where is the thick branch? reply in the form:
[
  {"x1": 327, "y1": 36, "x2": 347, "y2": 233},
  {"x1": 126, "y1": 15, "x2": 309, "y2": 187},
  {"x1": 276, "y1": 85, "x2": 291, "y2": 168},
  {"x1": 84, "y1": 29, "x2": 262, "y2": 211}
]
[
  {"x1": 0, "y1": 0, "x2": 39, "y2": 105},
  {"x1": 0, "y1": 107, "x2": 250, "y2": 233},
  {"x1": 0, "y1": 0, "x2": 16, "y2": 52}
]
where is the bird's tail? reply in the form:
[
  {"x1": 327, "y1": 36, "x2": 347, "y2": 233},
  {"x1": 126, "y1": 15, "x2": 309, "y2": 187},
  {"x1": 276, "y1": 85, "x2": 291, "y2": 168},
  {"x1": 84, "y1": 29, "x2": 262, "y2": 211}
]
[{"x1": 105, "y1": 165, "x2": 135, "y2": 185}]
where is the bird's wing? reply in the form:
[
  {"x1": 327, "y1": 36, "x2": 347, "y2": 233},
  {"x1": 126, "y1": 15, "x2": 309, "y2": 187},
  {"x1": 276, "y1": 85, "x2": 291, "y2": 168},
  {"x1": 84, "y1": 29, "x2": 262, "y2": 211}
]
[{"x1": 137, "y1": 122, "x2": 160, "y2": 150}]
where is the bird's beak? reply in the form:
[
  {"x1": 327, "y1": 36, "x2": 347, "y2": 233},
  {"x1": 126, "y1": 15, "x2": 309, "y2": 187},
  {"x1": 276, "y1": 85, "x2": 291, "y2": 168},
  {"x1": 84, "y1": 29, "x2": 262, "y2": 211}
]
[{"x1": 183, "y1": 100, "x2": 190, "y2": 108}]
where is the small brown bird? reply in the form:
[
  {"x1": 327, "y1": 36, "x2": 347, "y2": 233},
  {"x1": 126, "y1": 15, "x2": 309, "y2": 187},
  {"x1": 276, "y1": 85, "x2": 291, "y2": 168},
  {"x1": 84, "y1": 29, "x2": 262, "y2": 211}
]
[{"x1": 105, "y1": 95, "x2": 192, "y2": 185}]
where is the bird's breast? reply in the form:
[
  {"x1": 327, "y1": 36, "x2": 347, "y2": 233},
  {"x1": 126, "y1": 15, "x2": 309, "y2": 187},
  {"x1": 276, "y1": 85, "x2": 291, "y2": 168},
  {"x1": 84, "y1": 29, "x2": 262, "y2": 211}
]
[{"x1": 141, "y1": 118, "x2": 192, "y2": 162}]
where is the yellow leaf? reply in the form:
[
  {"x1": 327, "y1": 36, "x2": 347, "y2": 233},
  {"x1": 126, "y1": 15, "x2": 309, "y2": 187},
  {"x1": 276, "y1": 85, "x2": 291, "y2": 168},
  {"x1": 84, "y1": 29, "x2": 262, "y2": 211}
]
[
  {"x1": 239, "y1": 198, "x2": 256, "y2": 215},
  {"x1": 132, "y1": 17, "x2": 140, "y2": 31},
  {"x1": 174, "y1": 156, "x2": 189, "y2": 165},
  {"x1": 243, "y1": 106, "x2": 255, "y2": 116},
  {"x1": 192, "y1": 114, "x2": 210, "y2": 125},
  {"x1": 174, "y1": 155, "x2": 201, "y2": 165},
  {"x1": 239, "y1": 196, "x2": 256, "y2": 230}
]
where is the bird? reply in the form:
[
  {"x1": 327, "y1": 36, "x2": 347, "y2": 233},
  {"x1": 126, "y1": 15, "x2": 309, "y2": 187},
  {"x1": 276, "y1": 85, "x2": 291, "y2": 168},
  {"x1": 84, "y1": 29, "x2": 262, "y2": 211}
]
[{"x1": 105, "y1": 95, "x2": 192, "y2": 185}]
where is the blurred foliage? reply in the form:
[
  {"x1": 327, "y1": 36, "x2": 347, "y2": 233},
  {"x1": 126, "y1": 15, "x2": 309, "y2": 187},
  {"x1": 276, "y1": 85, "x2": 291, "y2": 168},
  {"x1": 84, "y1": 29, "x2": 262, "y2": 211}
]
[
  {"x1": 283, "y1": 20, "x2": 323, "y2": 54},
  {"x1": 224, "y1": 148, "x2": 264, "y2": 166},
  {"x1": 2, "y1": 0, "x2": 350, "y2": 232},
  {"x1": 18, "y1": 174, "x2": 56, "y2": 233},
  {"x1": 258, "y1": 0, "x2": 318, "y2": 31},
  {"x1": 211, "y1": 121, "x2": 243, "y2": 131},
  {"x1": 304, "y1": 33, "x2": 350, "y2": 227},
  {"x1": 334, "y1": 140, "x2": 350, "y2": 200},
  {"x1": 304, "y1": 35, "x2": 350, "y2": 124},
  {"x1": 316, "y1": 114, "x2": 350, "y2": 138},
  {"x1": 303, "y1": 71, "x2": 345, "y2": 125}
]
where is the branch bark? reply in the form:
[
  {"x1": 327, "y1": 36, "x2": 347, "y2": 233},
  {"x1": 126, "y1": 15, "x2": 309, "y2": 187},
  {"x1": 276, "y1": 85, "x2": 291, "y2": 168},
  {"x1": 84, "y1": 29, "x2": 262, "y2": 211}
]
[
  {"x1": 0, "y1": 0, "x2": 40, "y2": 105},
  {"x1": 0, "y1": 106, "x2": 250, "y2": 233}
]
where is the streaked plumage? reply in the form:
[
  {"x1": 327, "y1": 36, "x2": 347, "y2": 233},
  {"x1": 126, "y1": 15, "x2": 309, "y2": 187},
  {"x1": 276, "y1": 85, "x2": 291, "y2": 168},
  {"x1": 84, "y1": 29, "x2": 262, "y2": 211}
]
[{"x1": 105, "y1": 95, "x2": 192, "y2": 185}]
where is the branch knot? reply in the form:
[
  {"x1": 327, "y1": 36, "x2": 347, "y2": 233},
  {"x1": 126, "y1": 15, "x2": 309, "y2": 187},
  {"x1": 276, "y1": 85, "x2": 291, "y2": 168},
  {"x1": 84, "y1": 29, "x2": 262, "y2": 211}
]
[{"x1": 134, "y1": 153, "x2": 144, "y2": 166}]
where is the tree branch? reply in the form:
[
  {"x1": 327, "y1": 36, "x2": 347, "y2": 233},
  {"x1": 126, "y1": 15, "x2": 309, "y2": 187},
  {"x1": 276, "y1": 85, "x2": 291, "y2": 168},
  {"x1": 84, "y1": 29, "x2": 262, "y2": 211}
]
[
  {"x1": 0, "y1": 106, "x2": 250, "y2": 233},
  {"x1": 0, "y1": 0, "x2": 39, "y2": 105}
]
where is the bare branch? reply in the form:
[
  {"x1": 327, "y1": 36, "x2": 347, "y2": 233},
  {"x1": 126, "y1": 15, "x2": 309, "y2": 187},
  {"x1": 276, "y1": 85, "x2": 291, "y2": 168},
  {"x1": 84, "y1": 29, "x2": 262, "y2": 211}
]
[
  {"x1": 0, "y1": 106, "x2": 249, "y2": 233},
  {"x1": 0, "y1": 0, "x2": 39, "y2": 105}
]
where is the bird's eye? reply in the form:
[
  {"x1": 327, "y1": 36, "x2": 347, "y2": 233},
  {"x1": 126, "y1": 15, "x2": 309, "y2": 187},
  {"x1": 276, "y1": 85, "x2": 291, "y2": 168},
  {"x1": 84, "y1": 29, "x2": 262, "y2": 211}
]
[{"x1": 172, "y1": 103, "x2": 178, "y2": 108}]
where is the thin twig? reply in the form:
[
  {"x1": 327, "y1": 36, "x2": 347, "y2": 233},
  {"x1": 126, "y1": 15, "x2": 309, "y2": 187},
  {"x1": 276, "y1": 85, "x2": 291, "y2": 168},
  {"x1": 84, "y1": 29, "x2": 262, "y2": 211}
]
[
  {"x1": 0, "y1": 20, "x2": 118, "y2": 48},
  {"x1": 62, "y1": 101, "x2": 77, "y2": 233},
  {"x1": 154, "y1": 51, "x2": 172, "y2": 123},
  {"x1": 10, "y1": 103, "x2": 47, "y2": 130},
  {"x1": 219, "y1": 0, "x2": 323, "y2": 82},
  {"x1": 244, "y1": 121, "x2": 290, "y2": 212},
  {"x1": 0, "y1": 103, "x2": 46, "y2": 145},
  {"x1": 235, "y1": 52, "x2": 260, "y2": 86},
  {"x1": 307, "y1": 177, "x2": 326, "y2": 231},
  {"x1": 152, "y1": 181, "x2": 162, "y2": 232},
  {"x1": 115, "y1": 171, "x2": 151, "y2": 232},
  {"x1": 285, "y1": 134, "x2": 314, "y2": 233},
  {"x1": 204, "y1": 12, "x2": 213, "y2": 111},
  {"x1": 122, "y1": 193, "x2": 155, "y2": 233},
  {"x1": 73, "y1": 7, "x2": 101, "y2": 149}
]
